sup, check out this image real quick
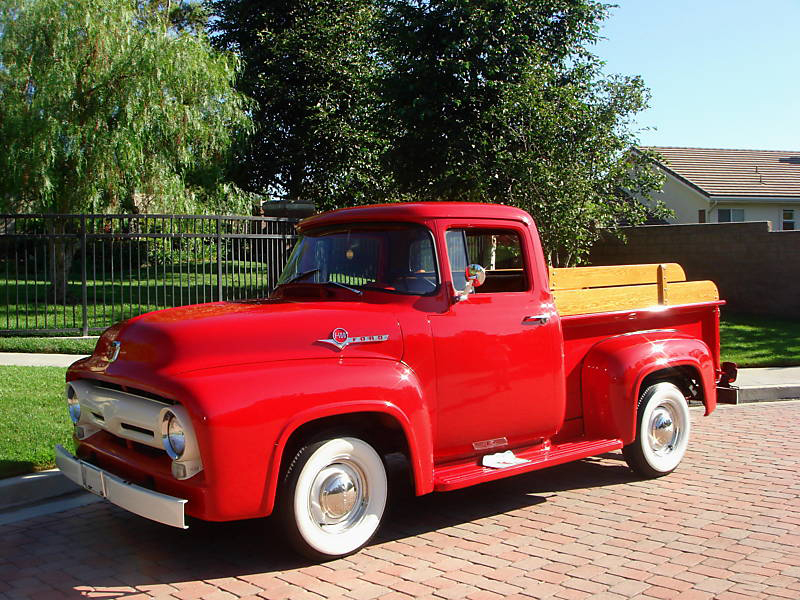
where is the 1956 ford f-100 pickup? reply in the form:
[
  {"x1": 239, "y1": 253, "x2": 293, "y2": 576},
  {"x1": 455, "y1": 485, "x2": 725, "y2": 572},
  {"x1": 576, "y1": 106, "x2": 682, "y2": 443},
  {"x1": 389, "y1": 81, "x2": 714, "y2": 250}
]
[{"x1": 56, "y1": 202, "x2": 735, "y2": 559}]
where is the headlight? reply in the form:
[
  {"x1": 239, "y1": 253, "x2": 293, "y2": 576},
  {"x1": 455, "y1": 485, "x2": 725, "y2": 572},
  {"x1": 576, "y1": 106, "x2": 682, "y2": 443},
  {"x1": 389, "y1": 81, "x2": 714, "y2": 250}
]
[
  {"x1": 67, "y1": 386, "x2": 81, "y2": 424},
  {"x1": 161, "y1": 411, "x2": 185, "y2": 459}
]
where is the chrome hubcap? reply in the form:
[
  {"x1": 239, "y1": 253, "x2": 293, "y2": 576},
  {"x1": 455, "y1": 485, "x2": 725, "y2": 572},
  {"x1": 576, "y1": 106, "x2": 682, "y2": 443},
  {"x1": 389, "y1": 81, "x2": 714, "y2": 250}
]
[
  {"x1": 320, "y1": 471, "x2": 357, "y2": 518},
  {"x1": 649, "y1": 405, "x2": 678, "y2": 453},
  {"x1": 309, "y1": 461, "x2": 367, "y2": 530}
]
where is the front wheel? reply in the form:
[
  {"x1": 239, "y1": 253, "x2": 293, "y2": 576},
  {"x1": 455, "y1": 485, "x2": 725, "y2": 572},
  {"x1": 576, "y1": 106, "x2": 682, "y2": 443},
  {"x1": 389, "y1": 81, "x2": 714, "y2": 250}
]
[
  {"x1": 278, "y1": 436, "x2": 387, "y2": 560},
  {"x1": 622, "y1": 382, "x2": 691, "y2": 478}
]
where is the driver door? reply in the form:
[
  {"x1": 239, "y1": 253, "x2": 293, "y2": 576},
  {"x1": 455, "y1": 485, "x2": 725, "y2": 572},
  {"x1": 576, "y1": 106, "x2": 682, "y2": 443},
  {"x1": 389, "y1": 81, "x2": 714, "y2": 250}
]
[{"x1": 429, "y1": 223, "x2": 564, "y2": 462}]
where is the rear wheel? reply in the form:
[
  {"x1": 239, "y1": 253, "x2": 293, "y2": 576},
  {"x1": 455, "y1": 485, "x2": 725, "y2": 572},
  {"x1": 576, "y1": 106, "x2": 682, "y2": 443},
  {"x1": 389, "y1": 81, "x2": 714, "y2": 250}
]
[
  {"x1": 279, "y1": 436, "x2": 387, "y2": 560},
  {"x1": 622, "y1": 382, "x2": 691, "y2": 478}
]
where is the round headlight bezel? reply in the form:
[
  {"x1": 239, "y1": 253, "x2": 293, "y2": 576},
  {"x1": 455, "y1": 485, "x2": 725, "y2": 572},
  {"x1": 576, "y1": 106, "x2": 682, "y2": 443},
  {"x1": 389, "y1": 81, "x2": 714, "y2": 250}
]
[
  {"x1": 161, "y1": 411, "x2": 186, "y2": 460},
  {"x1": 67, "y1": 385, "x2": 81, "y2": 424}
]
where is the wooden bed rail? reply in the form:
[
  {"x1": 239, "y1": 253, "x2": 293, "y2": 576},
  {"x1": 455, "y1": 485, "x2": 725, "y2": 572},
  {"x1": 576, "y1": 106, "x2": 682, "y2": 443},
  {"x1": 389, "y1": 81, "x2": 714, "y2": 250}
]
[{"x1": 549, "y1": 263, "x2": 719, "y2": 317}]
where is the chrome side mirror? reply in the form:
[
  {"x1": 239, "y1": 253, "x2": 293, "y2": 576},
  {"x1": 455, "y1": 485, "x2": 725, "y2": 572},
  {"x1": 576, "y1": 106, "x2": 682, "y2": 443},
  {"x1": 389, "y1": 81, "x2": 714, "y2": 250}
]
[{"x1": 455, "y1": 264, "x2": 486, "y2": 302}]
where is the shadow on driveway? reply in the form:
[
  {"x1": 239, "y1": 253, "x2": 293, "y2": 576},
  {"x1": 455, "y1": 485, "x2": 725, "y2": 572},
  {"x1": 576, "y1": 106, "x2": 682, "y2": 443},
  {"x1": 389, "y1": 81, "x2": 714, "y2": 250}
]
[{"x1": 3, "y1": 456, "x2": 638, "y2": 598}]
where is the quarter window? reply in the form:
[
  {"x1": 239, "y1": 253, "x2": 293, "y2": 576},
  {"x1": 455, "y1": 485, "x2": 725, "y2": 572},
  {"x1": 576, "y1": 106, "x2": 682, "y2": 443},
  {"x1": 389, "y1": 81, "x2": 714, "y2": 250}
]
[
  {"x1": 445, "y1": 228, "x2": 528, "y2": 293},
  {"x1": 782, "y1": 209, "x2": 795, "y2": 231},
  {"x1": 717, "y1": 208, "x2": 744, "y2": 223}
]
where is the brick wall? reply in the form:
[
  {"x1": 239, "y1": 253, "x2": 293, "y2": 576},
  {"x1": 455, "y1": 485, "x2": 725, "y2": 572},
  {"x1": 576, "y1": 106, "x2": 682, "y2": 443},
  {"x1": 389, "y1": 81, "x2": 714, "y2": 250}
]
[{"x1": 588, "y1": 221, "x2": 800, "y2": 318}]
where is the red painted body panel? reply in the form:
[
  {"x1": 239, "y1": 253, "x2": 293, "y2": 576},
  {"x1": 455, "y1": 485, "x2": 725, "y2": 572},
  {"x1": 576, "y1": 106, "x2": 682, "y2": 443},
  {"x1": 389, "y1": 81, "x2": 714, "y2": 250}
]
[
  {"x1": 580, "y1": 328, "x2": 717, "y2": 444},
  {"x1": 66, "y1": 202, "x2": 721, "y2": 523},
  {"x1": 561, "y1": 303, "x2": 721, "y2": 432},
  {"x1": 299, "y1": 202, "x2": 534, "y2": 232},
  {"x1": 427, "y1": 217, "x2": 566, "y2": 462}
]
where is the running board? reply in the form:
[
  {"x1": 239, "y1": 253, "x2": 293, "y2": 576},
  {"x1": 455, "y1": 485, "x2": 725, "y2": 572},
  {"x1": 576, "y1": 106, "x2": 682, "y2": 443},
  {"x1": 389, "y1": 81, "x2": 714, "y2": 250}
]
[{"x1": 433, "y1": 438, "x2": 623, "y2": 492}]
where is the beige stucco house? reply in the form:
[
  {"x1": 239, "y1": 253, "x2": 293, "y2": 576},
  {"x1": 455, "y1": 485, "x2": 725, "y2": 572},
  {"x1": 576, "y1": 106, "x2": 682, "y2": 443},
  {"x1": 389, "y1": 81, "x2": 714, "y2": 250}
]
[{"x1": 642, "y1": 146, "x2": 800, "y2": 231}]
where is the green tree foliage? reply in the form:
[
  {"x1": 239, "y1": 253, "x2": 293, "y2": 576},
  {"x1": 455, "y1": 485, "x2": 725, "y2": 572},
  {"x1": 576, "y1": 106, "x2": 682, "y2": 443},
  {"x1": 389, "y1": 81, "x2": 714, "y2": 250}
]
[
  {"x1": 0, "y1": 0, "x2": 252, "y2": 216},
  {"x1": 209, "y1": 0, "x2": 389, "y2": 208},
  {"x1": 210, "y1": 0, "x2": 666, "y2": 265},
  {"x1": 380, "y1": 0, "x2": 666, "y2": 265}
]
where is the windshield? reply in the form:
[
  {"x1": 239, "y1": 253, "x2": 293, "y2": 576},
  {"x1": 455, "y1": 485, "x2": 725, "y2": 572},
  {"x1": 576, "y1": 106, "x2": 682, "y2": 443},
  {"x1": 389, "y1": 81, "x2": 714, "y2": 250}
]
[{"x1": 277, "y1": 223, "x2": 439, "y2": 295}]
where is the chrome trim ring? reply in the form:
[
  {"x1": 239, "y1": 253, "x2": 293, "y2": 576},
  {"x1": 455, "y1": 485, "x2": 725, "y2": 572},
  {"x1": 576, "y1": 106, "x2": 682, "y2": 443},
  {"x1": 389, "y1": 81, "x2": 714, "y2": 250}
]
[{"x1": 161, "y1": 411, "x2": 185, "y2": 460}]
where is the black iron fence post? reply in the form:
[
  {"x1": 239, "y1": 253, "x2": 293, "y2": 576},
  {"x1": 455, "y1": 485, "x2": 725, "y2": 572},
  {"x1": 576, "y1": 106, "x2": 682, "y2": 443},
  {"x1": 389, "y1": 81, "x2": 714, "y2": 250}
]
[
  {"x1": 80, "y1": 215, "x2": 89, "y2": 336},
  {"x1": 216, "y1": 216, "x2": 223, "y2": 302}
]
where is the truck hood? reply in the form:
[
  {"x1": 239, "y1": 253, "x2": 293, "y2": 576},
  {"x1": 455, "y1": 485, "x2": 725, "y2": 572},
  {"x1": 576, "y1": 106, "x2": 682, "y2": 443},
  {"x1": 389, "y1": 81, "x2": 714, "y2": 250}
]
[{"x1": 84, "y1": 300, "x2": 404, "y2": 376}]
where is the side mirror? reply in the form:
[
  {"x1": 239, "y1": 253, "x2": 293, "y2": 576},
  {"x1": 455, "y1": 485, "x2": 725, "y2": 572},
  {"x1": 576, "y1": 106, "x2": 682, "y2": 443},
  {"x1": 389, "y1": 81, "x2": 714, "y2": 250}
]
[
  {"x1": 466, "y1": 264, "x2": 486, "y2": 288},
  {"x1": 455, "y1": 264, "x2": 486, "y2": 302}
]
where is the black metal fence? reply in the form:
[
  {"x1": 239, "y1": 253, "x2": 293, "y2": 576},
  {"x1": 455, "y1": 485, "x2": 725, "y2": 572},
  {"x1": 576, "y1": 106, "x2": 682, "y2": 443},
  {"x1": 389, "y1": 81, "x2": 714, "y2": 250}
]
[{"x1": 0, "y1": 214, "x2": 299, "y2": 335}]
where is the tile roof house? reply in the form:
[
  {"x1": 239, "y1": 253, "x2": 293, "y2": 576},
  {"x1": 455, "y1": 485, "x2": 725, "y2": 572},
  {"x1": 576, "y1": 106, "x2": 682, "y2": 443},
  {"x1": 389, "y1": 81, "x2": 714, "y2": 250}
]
[{"x1": 641, "y1": 146, "x2": 800, "y2": 231}]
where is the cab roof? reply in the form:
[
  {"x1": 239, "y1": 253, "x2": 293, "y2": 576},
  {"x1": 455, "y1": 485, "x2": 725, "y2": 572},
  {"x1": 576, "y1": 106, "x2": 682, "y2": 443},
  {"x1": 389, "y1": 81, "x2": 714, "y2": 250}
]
[{"x1": 297, "y1": 202, "x2": 532, "y2": 232}]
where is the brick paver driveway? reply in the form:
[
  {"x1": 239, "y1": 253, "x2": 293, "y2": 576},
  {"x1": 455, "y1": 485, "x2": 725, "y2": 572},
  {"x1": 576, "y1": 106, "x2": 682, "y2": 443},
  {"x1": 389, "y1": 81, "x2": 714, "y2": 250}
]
[{"x1": 2, "y1": 402, "x2": 799, "y2": 600}]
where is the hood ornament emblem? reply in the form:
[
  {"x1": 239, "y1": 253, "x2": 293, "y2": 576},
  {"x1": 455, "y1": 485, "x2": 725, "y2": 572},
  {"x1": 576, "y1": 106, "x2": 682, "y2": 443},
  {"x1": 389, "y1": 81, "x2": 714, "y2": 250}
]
[
  {"x1": 107, "y1": 341, "x2": 122, "y2": 362},
  {"x1": 318, "y1": 328, "x2": 389, "y2": 351}
]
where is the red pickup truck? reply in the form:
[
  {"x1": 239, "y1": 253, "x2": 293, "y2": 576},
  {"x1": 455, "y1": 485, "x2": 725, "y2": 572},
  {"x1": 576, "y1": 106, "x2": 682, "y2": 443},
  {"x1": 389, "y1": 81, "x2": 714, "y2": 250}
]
[{"x1": 56, "y1": 203, "x2": 733, "y2": 560}]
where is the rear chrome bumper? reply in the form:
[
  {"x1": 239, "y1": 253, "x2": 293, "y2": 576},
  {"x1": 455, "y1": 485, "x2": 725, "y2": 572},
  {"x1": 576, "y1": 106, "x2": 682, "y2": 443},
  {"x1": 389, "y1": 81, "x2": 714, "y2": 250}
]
[{"x1": 55, "y1": 445, "x2": 188, "y2": 529}]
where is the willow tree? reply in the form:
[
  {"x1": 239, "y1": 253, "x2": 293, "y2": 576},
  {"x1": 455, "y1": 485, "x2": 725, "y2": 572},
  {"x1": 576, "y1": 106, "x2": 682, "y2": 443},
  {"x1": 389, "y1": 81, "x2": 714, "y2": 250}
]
[
  {"x1": 0, "y1": 0, "x2": 251, "y2": 297},
  {"x1": 0, "y1": 0, "x2": 251, "y2": 213}
]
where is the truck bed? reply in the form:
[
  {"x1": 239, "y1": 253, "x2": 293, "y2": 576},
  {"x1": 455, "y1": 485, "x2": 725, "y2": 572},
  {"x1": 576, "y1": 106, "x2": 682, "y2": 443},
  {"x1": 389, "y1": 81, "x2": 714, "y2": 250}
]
[{"x1": 551, "y1": 263, "x2": 722, "y2": 428}]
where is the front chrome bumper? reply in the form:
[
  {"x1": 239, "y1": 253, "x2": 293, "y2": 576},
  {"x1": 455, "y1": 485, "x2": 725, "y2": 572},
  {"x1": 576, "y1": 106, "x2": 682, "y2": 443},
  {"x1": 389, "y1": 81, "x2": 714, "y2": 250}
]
[{"x1": 55, "y1": 445, "x2": 188, "y2": 529}]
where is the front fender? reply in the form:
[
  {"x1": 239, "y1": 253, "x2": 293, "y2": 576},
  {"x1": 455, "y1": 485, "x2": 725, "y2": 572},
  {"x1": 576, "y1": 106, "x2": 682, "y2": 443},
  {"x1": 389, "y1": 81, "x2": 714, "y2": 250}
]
[
  {"x1": 265, "y1": 361, "x2": 433, "y2": 516},
  {"x1": 582, "y1": 330, "x2": 716, "y2": 444},
  {"x1": 175, "y1": 357, "x2": 432, "y2": 520}
]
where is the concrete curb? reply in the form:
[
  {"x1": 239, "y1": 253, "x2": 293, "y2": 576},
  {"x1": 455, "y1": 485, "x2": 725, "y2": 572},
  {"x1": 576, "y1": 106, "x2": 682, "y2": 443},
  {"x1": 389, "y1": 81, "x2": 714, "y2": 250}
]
[
  {"x1": 718, "y1": 384, "x2": 800, "y2": 404},
  {"x1": 0, "y1": 468, "x2": 81, "y2": 512}
]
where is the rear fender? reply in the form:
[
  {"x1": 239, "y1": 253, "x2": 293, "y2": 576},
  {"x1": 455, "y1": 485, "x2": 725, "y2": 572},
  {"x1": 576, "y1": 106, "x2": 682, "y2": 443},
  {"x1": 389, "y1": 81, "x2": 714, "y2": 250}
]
[{"x1": 582, "y1": 330, "x2": 716, "y2": 443}]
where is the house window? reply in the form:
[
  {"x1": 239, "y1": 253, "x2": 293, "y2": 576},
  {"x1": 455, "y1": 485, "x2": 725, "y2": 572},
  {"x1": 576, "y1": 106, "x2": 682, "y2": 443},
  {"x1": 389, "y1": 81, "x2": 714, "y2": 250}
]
[
  {"x1": 698, "y1": 209, "x2": 706, "y2": 223},
  {"x1": 718, "y1": 208, "x2": 744, "y2": 223},
  {"x1": 783, "y1": 209, "x2": 795, "y2": 231}
]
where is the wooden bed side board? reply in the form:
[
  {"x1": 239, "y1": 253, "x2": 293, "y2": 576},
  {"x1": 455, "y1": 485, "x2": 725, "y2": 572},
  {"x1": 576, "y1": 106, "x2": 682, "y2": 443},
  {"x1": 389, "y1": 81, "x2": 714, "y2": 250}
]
[
  {"x1": 553, "y1": 281, "x2": 719, "y2": 317},
  {"x1": 548, "y1": 263, "x2": 718, "y2": 317},
  {"x1": 549, "y1": 263, "x2": 686, "y2": 291}
]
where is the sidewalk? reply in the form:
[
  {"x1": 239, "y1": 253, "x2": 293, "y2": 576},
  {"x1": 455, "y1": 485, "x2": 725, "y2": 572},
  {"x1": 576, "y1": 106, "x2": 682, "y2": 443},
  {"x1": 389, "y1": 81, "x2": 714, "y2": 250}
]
[
  {"x1": 0, "y1": 352, "x2": 88, "y2": 367},
  {"x1": 736, "y1": 365, "x2": 800, "y2": 386}
]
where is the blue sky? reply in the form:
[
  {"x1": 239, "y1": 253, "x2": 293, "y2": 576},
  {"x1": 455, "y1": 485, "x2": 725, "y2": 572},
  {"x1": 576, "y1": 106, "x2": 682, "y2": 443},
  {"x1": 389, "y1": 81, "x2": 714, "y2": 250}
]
[{"x1": 592, "y1": 0, "x2": 800, "y2": 151}]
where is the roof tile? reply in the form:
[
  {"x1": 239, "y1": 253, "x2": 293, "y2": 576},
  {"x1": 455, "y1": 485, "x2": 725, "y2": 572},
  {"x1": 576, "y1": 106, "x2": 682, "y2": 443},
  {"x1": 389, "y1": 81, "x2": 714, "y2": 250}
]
[{"x1": 642, "y1": 146, "x2": 800, "y2": 198}]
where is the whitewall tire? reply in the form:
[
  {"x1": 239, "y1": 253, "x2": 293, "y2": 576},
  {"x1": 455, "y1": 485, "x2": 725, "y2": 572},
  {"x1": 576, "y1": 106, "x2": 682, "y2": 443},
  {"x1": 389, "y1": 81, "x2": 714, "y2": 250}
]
[
  {"x1": 280, "y1": 436, "x2": 387, "y2": 560},
  {"x1": 623, "y1": 382, "x2": 691, "y2": 478}
]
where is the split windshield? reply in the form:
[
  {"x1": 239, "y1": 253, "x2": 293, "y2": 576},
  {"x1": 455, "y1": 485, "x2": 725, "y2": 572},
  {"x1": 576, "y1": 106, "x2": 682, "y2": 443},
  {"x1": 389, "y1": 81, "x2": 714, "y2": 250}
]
[{"x1": 276, "y1": 223, "x2": 439, "y2": 295}]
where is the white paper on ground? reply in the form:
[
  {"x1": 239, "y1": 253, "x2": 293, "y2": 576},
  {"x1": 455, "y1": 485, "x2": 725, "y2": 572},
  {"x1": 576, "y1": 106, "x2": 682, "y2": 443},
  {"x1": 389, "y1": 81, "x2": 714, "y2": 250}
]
[{"x1": 481, "y1": 450, "x2": 531, "y2": 469}]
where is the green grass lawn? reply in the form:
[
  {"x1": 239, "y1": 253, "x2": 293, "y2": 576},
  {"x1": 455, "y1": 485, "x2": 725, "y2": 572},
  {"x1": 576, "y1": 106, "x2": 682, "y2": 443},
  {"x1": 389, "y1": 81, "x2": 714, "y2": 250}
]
[
  {"x1": 0, "y1": 336, "x2": 97, "y2": 354},
  {"x1": 721, "y1": 313, "x2": 800, "y2": 368},
  {"x1": 0, "y1": 366, "x2": 73, "y2": 479}
]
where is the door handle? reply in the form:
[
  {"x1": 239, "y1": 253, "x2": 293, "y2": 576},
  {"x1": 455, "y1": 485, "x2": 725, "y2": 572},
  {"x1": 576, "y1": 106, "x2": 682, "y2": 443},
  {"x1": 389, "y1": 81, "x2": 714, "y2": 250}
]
[{"x1": 523, "y1": 314, "x2": 550, "y2": 325}]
